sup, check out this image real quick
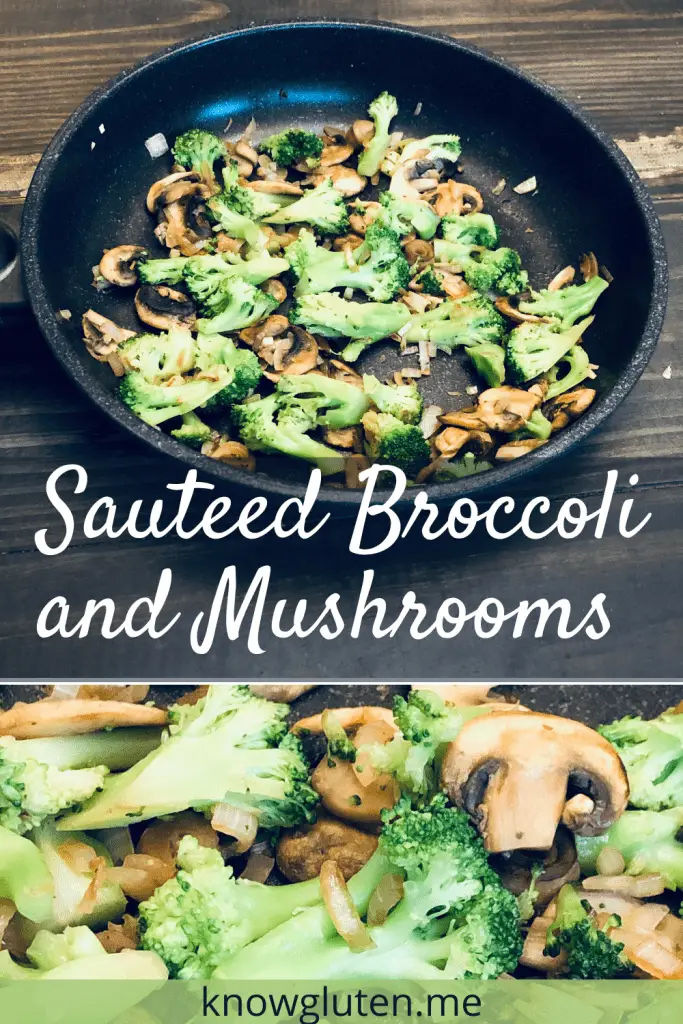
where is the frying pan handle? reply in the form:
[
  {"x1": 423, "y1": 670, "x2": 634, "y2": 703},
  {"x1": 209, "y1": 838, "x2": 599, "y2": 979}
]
[{"x1": 0, "y1": 206, "x2": 27, "y2": 310}]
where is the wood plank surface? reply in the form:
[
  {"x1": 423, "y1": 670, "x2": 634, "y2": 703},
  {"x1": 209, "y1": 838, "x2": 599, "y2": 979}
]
[{"x1": 0, "y1": 0, "x2": 681, "y2": 679}]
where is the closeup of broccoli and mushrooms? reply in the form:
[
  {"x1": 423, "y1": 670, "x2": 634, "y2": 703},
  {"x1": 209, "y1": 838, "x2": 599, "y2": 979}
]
[
  {"x1": 1, "y1": 685, "x2": 683, "y2": 982},
  {"x1": 80, "y1": 95, "x2": 610, "y2": 485}
]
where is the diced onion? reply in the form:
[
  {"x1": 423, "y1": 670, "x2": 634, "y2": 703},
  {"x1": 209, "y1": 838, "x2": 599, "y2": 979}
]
[
  {"x1": 47, "y1": 684, "x2": 150, "y2": 703},
  {"x1": 418, "y1": 339, "x2": 431, "y2": 374},
  {"x1": 657, "y1": 912, "x2": 683, "y2": 951},
  {"x1": 106, "y1": 854, "x2": 175, "y2": 901},
  {"x1": 582, "y1": 873, "x2": 665, "y2": 898},
  {"x1": 513, "y1": 176, "x2": 537, "y2": 194},
  {"x1": 145, "y1": 133, "x2": 169, "y2": 158},
  {"x1": 211, "y1": 803, "x2": 259, "y2": 853},
  {"x1": 626, "y1": 903, "x2": 669, "y2": 934},
  {"x1": 367, "y1": 874, "x2": 404, "y2": 928},
  {"x1": 48, "y1": 684, "x2": 81, "y2": 700},
  {"x1": 320, "y1": 860, "x2": 376, "y2": 953},
  {"x1": 609, "y1": 929, "x2": 683, "y2": 980},
  {"x1": 241, "y1": 852, "x2": 275, "y2": 883},
  {"x1": 419, "y1": 404, "x2": 443, "y2": 439},
  {"x1": 0, "y1": 899, "x2": 15, "y2": 944},
  {"x1": 58, "y1": 841, "x2": 98, "y2": 873}
]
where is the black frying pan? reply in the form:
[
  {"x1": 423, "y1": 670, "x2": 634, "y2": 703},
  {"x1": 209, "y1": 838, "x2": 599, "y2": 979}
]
[{"x1": 13, "y1": 20, "x2": 667, "y2": 510}]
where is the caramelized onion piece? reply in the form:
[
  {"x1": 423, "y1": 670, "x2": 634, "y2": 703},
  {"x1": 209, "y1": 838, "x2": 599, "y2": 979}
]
[
  {"x1": 320, "y1": 860, "x2": 376, "y2": 952},
  {"x1": 106, "y1": 854, "x2": 175, "y2": 901},
  {"x1": 211, "y1": 804, "x2": 259, "y2": 853},
  {"x1": 367, "y1": 874, "x2": 404, "y2": 928},
  {"x1": 97, "y1": 915, "x2": 139, "y2": 953},
  {"x1": 582, "y1": 874, "x2": 665, "y2": 898},
  {"x1": 241, "y1": 852, "x2": 275, "y2": 883}
]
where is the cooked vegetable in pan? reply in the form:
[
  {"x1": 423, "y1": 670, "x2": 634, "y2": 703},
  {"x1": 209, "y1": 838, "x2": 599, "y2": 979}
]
[
  {"x1": 81, "y1": 93, "x2": 609, "y2": 486},
  {"x1": 4, "y1": 683, "x2": 680, "y2": 982}
]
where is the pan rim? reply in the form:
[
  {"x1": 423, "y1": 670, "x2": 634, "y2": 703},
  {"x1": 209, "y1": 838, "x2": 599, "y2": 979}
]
[{"x1": 21, "y1": 18, "x2": 668, "y2": 511}]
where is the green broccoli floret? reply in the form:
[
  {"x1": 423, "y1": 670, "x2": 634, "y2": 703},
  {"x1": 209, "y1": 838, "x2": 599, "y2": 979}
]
[
  {"x1": 119, "y1": 373, "x2": 232, "y2": 426},
  {"x1": 405, "y1": 294, "x2": 505, "y2": 352},
  {"x1": 290, "y1": 293, "x2": 411, "y2": 363},
  {"x1": 506, "y1": 316, "x2": 594, "y2": 384},
  {"x1": 276, "y1": 372, "x2": 370, "y2": 429},
  {"x1": 512, "y1": 407, "x2": 552, "y2": 441},
  {"x1": 192, "y1": 336, "x2": 262, "y2": 409},
  {"x1": 172, "y1": 129, "x2": 225, "y2": 181},
  {"x1": 599, "y1": 710, "x2": 683, "y2": 810},
  {"x1": 576, "y1": 808, "x2": 683, "y2": 891},
  {"x1": 138, "y1": 256, "x2": 188, "y2": 285},
  {"x1": 56, "y1": 685, "x2": 319, "y2": 831},
  {"x1": 544, "y1": 884, "x2": 633, "y2": 979},
  {"x1": 363, "y1": 691, "x2": 492, "y2": 804},
  {"x1": 215, "y1": 797, "x2": 522, "y2": 981},
  {"x1": 170, "y1": 411, "x2": 213, "y2": 449},
  {"x1": 376, "y1": 192, "x2": 441, "y2": 240},
  {"x1": 441, "y1": 212, "x2": 499, "y2": 249},
  {"x1": 232, "y1": 394, "x2": 345, "y2": 476},
  {"x1": 519, "y1": 275, "x2": 609, "y2": 327},
  {"x1": 434, "y1": 239, "x2": 528, "y2": 295},
  {"x1": 362, "y1": 374, "x2": 423, "y2": 424},
  {"x1": 357, "y1": 92, "x2": 399, "y2": 177},
  {"x1": 183, "y1": 253, "x2": 289, "y2": 310},
  {"x1": 218, "y1": 161, "x2": 297, "y2": 222},
  {"x1": 0, "y1": 925, "x2": 167, "y2": 980},
  {"x1": 516, "y1": 862, "x2": 545, "y2": 923},
  {"x1": 416, "y1": 267, "x2": 447, "y2": 296},
  {"x1": 261, "y1": 128, "x2": 323, "y2": 168},
  {"x1": 118, "y1": 326, "x2": 196, "y2": 382},
  {"x1": 0, "y1": 824, "x2": 54, "y2": 922},
  {"x1": 196, "y1": 277, "x2": 277, "y2": 335},
  {"x1": 287, "y1": 223, "x2": 409, "y2": 301},
  {"x1": 466, "y1": 342, "x2": 506, "y2": 387},
  {"x1": 139, "y1": 835, "x2": 328, "y2": 978},
  {"x1": 0, "y1": 739, "x2": 107, "y2": 835},
  {"x1": 362, "y1": 410, "x2": 430, "y2": 478},
  {"x1": 321, "y1": 710, "x2": 357, "y2": 764},
  {"x1": 207, "y1": 164, "x2": 264, "y2": 245},
  {"x1": 264, "y1": 178, "x2": 350, "y2": 235},
  {"x1": 546, "y1": 344, "x2": 594, "y2": 399}
]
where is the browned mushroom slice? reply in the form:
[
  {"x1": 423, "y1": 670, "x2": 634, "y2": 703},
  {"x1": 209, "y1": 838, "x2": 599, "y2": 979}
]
[
  {"x1": 495, "y1": 297, "x2": 549, "y2": 324},
  {"x1": 99, "y1": 245, "x2": 148, "y2": 288},
  {"x1": 547, "y1": 265, "x2": 577, "y2": 292},
  {"x1": 320, "y1": 143, "x2": 356, "y2": 167},
  {"x1": 82, "y1": 311, "x2": 135, "y2": 361},
  {"x1": 349, "y1": 120, "x2": 375, "y2": 148},
  {"x1": 276, "y1": 815, "x2": 378, "y2": 883},
  {"x1": 261, "y1": 279, "x2": 287, "y2": 305},
  {"x1": 476, "y1": 386, "x2": 540, "y2": 433},
  {"x1": 492, "y1": 826, "x2": 580, "y2": 909},
  {"x1": 403, "y1": 239, "x2": 434, "y2": 266},
  {"x1": 234, "y1": 139, "x2": 259, "y2": 166},
  {"x1": 272, "y1": 327, "x2": 319, "y2": 374},
  {"x1": 134, "y1": 284, "x2": 196, "y2": 330},
  {"x1": 0, "y1": 698, "x2": 167, "y2": 738},
  {"x1": 437, "y1": 408, "x2": 485, "y2": 430},
  {"x1": 146, "y1": 171, "x2": 201, "y2": 213},
  {"x1": 496, "y1": 438, "x2": 548, "y2": 460},
  {"x1": 465, "y1": 430, "x2": 494, "y2": 457},
  {"x1": 441, "y1": 711, "x2": 629, "y2": 852},
  {"x1": 311, "y1": 748, "x2": 399, "y2": 831},
  {"x1": 434, "y1": 427, "x2": 470, "y2": 457},
  {"x1": 545, "y1": 388, "x2": 596, "y2": 432},
  {"x1": 248, "y1": 684, "x2": 317, "y2": 702},
  {"x1": 580, "y1": 252, "x2": 599, "y2": 281},
  {"x1": 306, "y1": 165, "x2": 367, "y2": 197},
  {"x1": 332, "y1": 234, "x2": 365, "y2": 253},
  {"x1": 246, "y1": 179, "x2": 303, "y2": 196},
  {"x1": 239, "y1": 315, "x2": 290, "y2": 352},
  {"x1": 322, "y1": 426, "x2": 360, "y2": 450},
  {"x1": 162, "y1": 197, "x2": 213, "y2": 256},
  {"x1": 203, "y1": 439, "x2": 256, "y2": 471}
]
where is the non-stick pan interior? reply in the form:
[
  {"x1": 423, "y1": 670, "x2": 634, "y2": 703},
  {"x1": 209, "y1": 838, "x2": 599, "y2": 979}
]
[{"x1": 24, "y1": 23, "x2": 662, "y2": 499}]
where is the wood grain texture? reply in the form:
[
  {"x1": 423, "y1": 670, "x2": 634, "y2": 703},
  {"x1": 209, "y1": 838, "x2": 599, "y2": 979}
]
[{"x1": 0, "y1": 0, "x2": 681, "y2": 679}]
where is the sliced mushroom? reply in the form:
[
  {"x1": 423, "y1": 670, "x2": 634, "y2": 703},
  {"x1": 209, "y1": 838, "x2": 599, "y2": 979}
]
[
  {"x1": 146, "y1": 171, "x2": 201, "y2": 213},
  {"x1": 441, "y1": 711, "x2": 629, "y2": 852},
  {"x1": 0, "y1": 699, "x2": 167, "y2": 738},
  {"x1": 134, "y1": 284, "x2": 196, "y2": 330},
  {"x1": 332, "y1": 234, "x2": 365, "y2": 253},
  {"x1": 438, "y1": 408, "x2": 488, "y2": 431},
  {"x1": 322, "y1": 426, "x2": 361, "y2": 449},
  {"x1": 292, "y1": 706, "x2": 395, "y2": 736},
  {"x1": 276, "y1": 815, "x2": 378, "y2": 883},
  {"x1": 262, "y1": 278, "x2": 287, "y2": 305},
  {"x1": 403, "y1": 239, "x2": 434, "y2": 265},
  {"x1": 234, "y1": 139, "x2": 259, "y2": 166},
  {"x1": 545, "y1": 388, "x2": 596, "y2": 431},
  {"x1": 476, "y1": 386, "x2": 540, "y2": 432},
  {"x1": 349, "y1": 120, "x2": 375, "y2": 147},
  {"x1": 162, "y1": 197, "x2": 212, "y2": 256},
  {"x1": 580, "y1": 252, "x2": 599, "y2": 281},
  {"x1": 203, "y1": 439, "x2": 256, "y2": 471},
  {"x1": 82, "y1": 310, "x2": 135, "y2": 361},
  {"x1": 547, "y1": 265, "x2": 577, "y2": 292},
  {"x1": 272, "y1": 327, "x2": 319, "y2": 374},
  {"x1": 434, "y1": 427, "x2": 470, "y2": 457},
  {"x1": 248, "y1": 684, "x2": 317, "y2": 702},
  {"x1": 246, "y1": 179, "x2": 303, "y2": 196},
  {"x1": 99, "y1": 246, "x2": 148, "y2": 288},
  {"x1": 306, "y1": 165, "x2": 367, "y2": 197},
  {"x1": 496, "y1": 438, "x2": 548, "y2": 461},
  {"x1": 430, "y1": 181, "x2": 484, "y2": 217},
  {"x1": 239, "y1": 315, "x2": 290, "y2": 353},
  {"x1": 495, "y1": 297, "x2": 550, "y2": 324},
  {"x1": 465, "y1": 430, "x2": 494, "y2": 457},
  {"x1": 492, "y1": 826, "x2": 580, "y2": 908}
]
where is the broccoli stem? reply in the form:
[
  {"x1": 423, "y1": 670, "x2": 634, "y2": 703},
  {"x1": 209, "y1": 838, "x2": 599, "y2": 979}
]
[{"x1": 7, "y1": 729, "x2": 163, "y2": 772}]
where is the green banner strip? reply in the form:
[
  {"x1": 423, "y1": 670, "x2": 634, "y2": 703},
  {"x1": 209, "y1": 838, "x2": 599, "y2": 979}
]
[{"x1": 0, "y1": 980, "x2": 681, "y2": 1024}]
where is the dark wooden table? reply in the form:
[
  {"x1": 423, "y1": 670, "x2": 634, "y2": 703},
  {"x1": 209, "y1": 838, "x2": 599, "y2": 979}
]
[{"x1": 1, "y1": 0, "x2": 681, "y2": 680}]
